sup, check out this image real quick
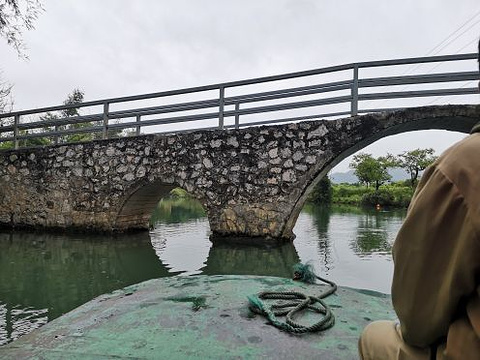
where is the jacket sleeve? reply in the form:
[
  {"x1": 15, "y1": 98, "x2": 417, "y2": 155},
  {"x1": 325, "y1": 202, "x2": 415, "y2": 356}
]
[{"x1": 391, "y1": 164, "x2": 480, "y2": 347}]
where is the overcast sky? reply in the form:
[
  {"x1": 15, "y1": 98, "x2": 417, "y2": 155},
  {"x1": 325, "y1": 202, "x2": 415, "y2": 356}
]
[{"x1": 1, "y1": 0, "x2": 479, "y2": 171}]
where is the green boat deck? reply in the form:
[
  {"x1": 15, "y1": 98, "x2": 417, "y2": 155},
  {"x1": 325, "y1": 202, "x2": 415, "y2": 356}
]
[{"x1": 0, "y1": 275, "x2": 396, "y2": 359}]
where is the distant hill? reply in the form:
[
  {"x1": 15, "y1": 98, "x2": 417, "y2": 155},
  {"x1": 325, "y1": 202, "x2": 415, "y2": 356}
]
[
  {"x1": 330, "y1": 167, "x2": 410, "y2": 184},
  {"x1": 330, "y1": 170, "x2": 357, "y2": 184}
]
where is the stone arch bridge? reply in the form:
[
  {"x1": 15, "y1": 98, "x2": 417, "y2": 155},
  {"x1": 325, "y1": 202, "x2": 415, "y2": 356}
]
[{"x1": 0, "y1": 105, "x2": 478, "y2": 242}]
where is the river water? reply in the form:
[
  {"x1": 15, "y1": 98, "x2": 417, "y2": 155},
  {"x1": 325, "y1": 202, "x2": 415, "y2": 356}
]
[{"x1": 0, "y1": 199, "x2": 405, "y2": 346}]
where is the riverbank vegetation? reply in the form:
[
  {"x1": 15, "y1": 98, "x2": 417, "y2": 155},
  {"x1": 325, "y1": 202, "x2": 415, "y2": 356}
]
[
  {"x1": 308, "y1": 178, "x2": 414, "y2": 208},
  {"x1": 309, "y1": 148, "x2": 437, "y2": 209},
  {"x1": 330, "y1": 182, "x2": 414, "y2": 208},
  {"x1": 150, "y1": 187, "x2": 205, "y2": 226}
]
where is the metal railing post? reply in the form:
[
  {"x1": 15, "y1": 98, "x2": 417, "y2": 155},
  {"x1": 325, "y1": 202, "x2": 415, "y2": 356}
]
[
  {"x1": 102, "y1": 102, "x2": 109, "y2": 139},
  {"x1": 53, "y1": 122, "x2": 59, "y2": 144},
  {"x1": 218, "y1": 87, "x2": 225, "y2": 129},
  {"x1": 13, "y1": 114, "x2": 20, "y2": 149},
  {"x1": 234, "y1": 103, "x2": 240, "y2": 129},
  {"x1": 0, "y1": 53, "x2": 476, "y2": 147},
  {"x1": 351, "y1": 65, "x2": 359, "y2": 116},
  {"x1": 136, "y1": 115, "x2": 141, "y2": 136}
]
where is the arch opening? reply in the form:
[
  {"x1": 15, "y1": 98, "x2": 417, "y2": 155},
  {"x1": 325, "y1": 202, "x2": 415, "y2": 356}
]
[
  {"x1": 150, "y1": 188, "x2": 207, "y2": 227},
  {"x1": 114, "y1": 180, "x2": 177, "y2": 231},
  {"x1": 114, "y1": 180, "x2": 208, "y2": 232},
  {"x1": 286, "y1": 125, "x2": 473, "y2": 240}
]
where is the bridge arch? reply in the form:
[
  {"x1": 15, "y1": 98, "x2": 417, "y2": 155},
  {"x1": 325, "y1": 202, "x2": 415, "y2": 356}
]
[
  {"x1": 114, "y1": 180, "x2": 177, "y2": 231},
  {"x1": 0, "y1": 105, "x2": 478, "y2": 243},
  {"x1": 282, "y1": 108, "x2": 478, "y2": 240},
  {"x1": 113, "y1": 174, "x2": 212, "y2": 232}
]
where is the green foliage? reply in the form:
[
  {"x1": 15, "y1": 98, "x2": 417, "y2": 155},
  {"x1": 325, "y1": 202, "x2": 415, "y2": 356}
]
[
  {"x1": 361, "y1": 189, "x2": 394, "y2": 207},
  {"x1": 383, "y1": 183, "x2": 415, "y2": 207},
  {"x1": 12, "y1": 109, "x2": 56, "y2": 147},
  {"x1": 397, "y1": 148, "x2": 437, "y2": 187},
  {"x1": 337, "y1": 147, "x2": 437, "y2": 207},
  {"x1": 57, "y1": 88, "x2": 93, "y2": 143},
  {"x1": 0, "y1": 0, "x2": 44, "y2": 58},
  {"x1": 150, "y1": 194, "x2": 205, "y2": 225},
  {"x1": 54, "y1": 88, "x2": 121, "y2": 142},
  {"x1": 308, "y1": 176, "x2": 332, "y2": 204},
  {"x1": 16, "y1": 130, "x2": 50, "y2": 147},
  {"x1": 1, "y1": 87, "x2": 128, "y2": 148},
  {"x1": 62, "y1": 89, "x2": 84, "y2": 117},
  {"x1": 331, "y1": 182, "x2": 413, "y2": 208},
  {"x1": 169, "y1": 187, "x2": 193, "y2": 199},
  {"x1": 349, "y1": 153, "x2": 393, "y2": 191},
  {"x1": 35, "y1": 88, "x2": 111, "y2": 144},
  {"x1": 0, "y1": 141, "x2": 14, "y2": 149},
  {"x1": 332, "y1": 183, "x2": 371, "y2": 205},
  {"x1": 0, "y1": 1, "x2": 43, "y2": 145}
]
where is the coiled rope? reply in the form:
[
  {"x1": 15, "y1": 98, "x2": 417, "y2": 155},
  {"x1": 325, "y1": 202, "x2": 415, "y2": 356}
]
[{"x1": 247, "y1": 263, "x2": 337, "y2": 334}]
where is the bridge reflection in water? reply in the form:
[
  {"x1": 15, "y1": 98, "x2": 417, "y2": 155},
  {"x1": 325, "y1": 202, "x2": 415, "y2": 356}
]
[
  {"x1": 0, "y1": 196, "x2": 405, "y2": 346},
  {"x1": 0, "y1": 231, "x2": 172, "y2": 346}
]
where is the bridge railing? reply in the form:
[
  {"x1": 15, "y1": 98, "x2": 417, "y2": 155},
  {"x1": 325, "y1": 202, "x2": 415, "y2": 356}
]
[{"x1": 0, "y1": 53, "x2": 478, "y2": 149}]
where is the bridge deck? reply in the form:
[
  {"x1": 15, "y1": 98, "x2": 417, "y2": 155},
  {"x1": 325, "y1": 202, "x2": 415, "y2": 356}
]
[{"x1": 0, "y1": 275, "x2": 396, "y2": 360}]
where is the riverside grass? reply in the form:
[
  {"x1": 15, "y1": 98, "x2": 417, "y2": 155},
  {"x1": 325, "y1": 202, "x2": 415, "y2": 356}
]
[{"x1": 330, "y1": 182, "x2": 414, "y2": 208}]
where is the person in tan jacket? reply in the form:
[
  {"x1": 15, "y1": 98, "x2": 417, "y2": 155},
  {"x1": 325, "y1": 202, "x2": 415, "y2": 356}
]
[{"x1": 358, "y1": 41, "x2": 480, "y2": 360}]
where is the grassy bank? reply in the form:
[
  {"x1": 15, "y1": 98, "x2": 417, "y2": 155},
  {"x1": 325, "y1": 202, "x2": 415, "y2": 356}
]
[{"x1": 331, "y1": 182, "x2": 414, "y2": 208}]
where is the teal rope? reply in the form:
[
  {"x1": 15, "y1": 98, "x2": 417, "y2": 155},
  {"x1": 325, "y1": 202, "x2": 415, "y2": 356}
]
[{"x1": 247, "y1": 264, "x2": 337, "y2": 334}]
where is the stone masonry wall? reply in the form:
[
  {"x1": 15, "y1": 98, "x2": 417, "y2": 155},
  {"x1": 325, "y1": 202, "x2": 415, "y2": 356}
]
[{"x1": 0, "y1": 105, "x2": 478, "y2": 242}]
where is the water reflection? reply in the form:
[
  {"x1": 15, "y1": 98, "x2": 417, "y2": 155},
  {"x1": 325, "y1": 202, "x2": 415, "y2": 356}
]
[
  {"x1": 202, "y1": 242, "x2": 300, "y2": 278},
  {"x1": 302, "y1": 205, "x2": 332, "y2": 271},
  {"x1": 353, "y1": 213, "x2": 392, "y2": 256},
  {"x1": 293, "y1": 204, "x2": 404, "y2": 293},
  {"x1": 148, "y1": 199, "x2": 405, "y2": 294},
  {"x1": 150, "y1": 196, "x2": 206, "y2": 225},
  {"x1": 352, "y1": 208, "x2": 405, "y2": 256},
  {"x1": 1, "y1": 197, "x2": 407, "y2": 346},
  {"x1": 0, "y1": 231, "x2": 169, "y2": 345},
  {"x1": 149, "y1": 198, "x2": 404, "y2": 295},
  {"x1": 150, "y1": 218, "x2": 211, "y2": 275}
]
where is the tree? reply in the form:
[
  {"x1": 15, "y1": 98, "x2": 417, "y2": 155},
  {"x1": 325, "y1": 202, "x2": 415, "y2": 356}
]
[
  {"x1": 40, "y1": 88, "x2": 88, "y2": 143},
  {"x1": 60, "y1": 88, "x2": 93, "y2": 142},
  {"x1": 0, "y1": 0, "x2": 44, "y2": 58},
  {"x1": 0, "y1": 0, "x2": 43, "y2": 120},
  {"x1": 350, "y1": 153, "x2": 393, "y2": 191},
  {"x1": 309, "y1": 176, "x2": 333, "y2": 204},
  {"x1": 62, "y1": 88, "x2": 84, "y2": 117},
  {"x1": 397, "y1": 148, "x2": 437, "y2": 187},
  {"x1": 0, "y1": 75, "x2": 13, "y2": 114},
  {"x1": 39, "y1": 88, "x2": 121, "y2": 143}
]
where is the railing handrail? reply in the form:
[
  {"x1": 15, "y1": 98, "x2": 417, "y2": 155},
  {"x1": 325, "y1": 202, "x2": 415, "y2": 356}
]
[
  {"x1": 0, "y1": 52, "x2": 478, "y2": 149},
  {"x1": 1, "y1": 52, "x2": 477, "y2": 119}
]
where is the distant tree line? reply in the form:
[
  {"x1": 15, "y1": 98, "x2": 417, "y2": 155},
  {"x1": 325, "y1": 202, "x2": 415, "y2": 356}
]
[
  {"x1": 349, "y1": 149, "x2": 437, "y2": 189},
  {"x1": 0, "y1": 88, "x2": 134, "y2": 149},
  {"x1": 309, "y1": 148, "x2": 438, "y2": 208}
]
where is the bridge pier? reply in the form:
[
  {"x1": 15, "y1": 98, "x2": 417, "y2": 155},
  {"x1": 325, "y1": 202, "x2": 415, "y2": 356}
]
[{"x1": 209, "y1": 204, "x2": 295, "y2": 242}]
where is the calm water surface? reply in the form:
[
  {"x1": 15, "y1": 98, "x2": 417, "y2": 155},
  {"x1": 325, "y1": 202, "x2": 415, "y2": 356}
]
[{"x1": 0, "y1": 200, "x2": 405, "y2": 346}]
